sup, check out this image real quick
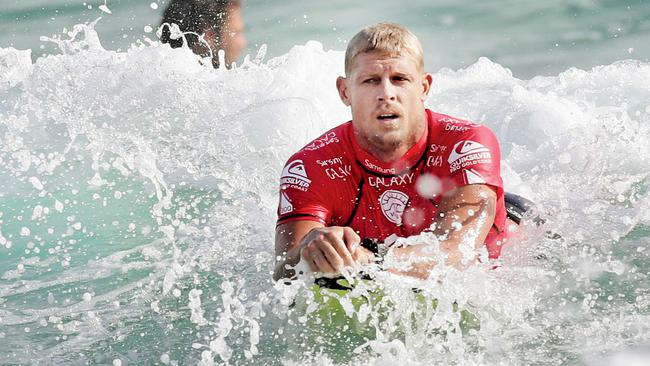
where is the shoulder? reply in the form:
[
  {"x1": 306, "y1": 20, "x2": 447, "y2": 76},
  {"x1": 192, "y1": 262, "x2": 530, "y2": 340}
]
[
  {"x1": 281, "y1": 122, "x2": 354, "y2": 188},
  {"x1": 301, "y1": 122, "x2": 350, "y2": 153},
  {"x1": 287, "y1": 122, "x2": 353, "y2": 166},
  {"x1": 427, "y1": 110, "x2": 499, "y2": 147},
  {"x1": 427, "y1": 110, "x2": 484, "y2": 133}
]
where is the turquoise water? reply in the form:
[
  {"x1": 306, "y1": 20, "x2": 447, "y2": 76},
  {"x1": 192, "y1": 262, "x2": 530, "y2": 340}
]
[
  {"x1": 2, "y1": 1, "x2": 650, "y2": 365},
  {"x1": 2, "y1": 0, "x2": 650, "y2": 77}
]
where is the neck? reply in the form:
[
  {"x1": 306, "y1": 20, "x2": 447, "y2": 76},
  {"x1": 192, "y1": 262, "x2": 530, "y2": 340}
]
[
  {"x1": 363, "y1": 141, "x2": 412, "y2": 162},
  {"x1": 357, "y1": 121, "x2": 426, "y2": 163}
]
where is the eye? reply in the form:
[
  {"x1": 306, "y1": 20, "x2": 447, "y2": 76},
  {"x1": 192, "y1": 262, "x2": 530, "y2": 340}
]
[
  {"x1": 363, "y1": 78, "x2": 378, "y2": 84},
  {"x1": 392, "y1": 76, "x2": 409, "y2": 82}
]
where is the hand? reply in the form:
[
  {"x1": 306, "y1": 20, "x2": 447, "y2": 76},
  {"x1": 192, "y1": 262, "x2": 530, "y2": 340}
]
[{"x1": 299, "y1": 226, "x2": 370, "y2": 274}]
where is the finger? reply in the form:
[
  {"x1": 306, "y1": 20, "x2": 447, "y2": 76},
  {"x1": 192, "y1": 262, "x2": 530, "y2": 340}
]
[
  {"x1": 354, "y1": 247, "x2": 375, "y2": 264},
  {"x1": 323, "y1": 230, "x2": 355, "y2": 268},
  {"x1": 315, "y1": 240, "x2": 346, "y2": 272},
  {"x1": 302, "y1": 233, "x2": 344, "y2": 273},
  {"x1": 342, "y1": 227, "x2": 361, "y2": 255},
  {"x1": 309, "y1": 257, "x2": 319, "y2": 272},
  {"x1": 301, "y1": 248, "x2": 318, "y2": 272},
  {"x1": 311, "y1": 249, "x2": 336, "y2": 273},
  {"x1": 302, "y1": 247, "x2": 331, "y2": 273}
]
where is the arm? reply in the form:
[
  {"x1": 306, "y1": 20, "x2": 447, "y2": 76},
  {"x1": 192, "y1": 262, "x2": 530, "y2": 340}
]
[
  {"x1": 273, "y1": 221, "x2": 374, "y2": 281},
  {"x1": 386, "y1": 184, "x2": 497, "y2": 278}
]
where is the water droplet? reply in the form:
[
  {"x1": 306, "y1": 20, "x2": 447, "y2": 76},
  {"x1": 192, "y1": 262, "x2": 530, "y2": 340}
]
[
  {"x1": 558, "y1": 153, "x2": 571, "y2": 164},
  {"x1": 160, "y1": 353, "x2": 170, "y2": 364},
  {"x1": 99, "y1": 4, "x2": 112, "y2": 14}
]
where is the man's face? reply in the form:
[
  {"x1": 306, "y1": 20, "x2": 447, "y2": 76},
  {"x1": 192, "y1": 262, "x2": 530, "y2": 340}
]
[
  {"x1": 337, "y1": 52, "x2": 432, "y2": 157},
  {"x1": 221, "y1": 6, "x2": 246, "y2": 64},
  {"x1": 203, "y1": 6, "x2": 246, "y2": 67}
]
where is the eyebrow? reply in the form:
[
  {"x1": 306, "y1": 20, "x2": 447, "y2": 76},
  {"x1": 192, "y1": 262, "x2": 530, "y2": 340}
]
[{"x1": 355, "y1": 70, "x2": 412, "y2": 80}]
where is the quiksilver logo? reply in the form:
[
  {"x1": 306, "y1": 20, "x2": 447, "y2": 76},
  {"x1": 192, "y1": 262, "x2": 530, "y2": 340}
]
[
  {"x1": 281, "y1": 160, "x2": 311, "y2": 191},
  {"x1": 448, "y1": 140, "x2": 492, "y2": 173}
]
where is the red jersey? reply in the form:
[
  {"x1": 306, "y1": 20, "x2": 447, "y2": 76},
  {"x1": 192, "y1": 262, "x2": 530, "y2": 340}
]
[{"x1": 277, "y1": 109, "x2": 508, "y2": 258}]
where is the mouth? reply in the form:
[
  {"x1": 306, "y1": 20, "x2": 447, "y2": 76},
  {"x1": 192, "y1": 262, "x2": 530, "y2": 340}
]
[{"x1": 376, "y1": 113, "x2": 400, "y2": 121}]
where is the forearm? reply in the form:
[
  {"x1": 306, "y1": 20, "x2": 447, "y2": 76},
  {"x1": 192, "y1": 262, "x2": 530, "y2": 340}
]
[
  {"x1": 273, "y1": 247, "x2": 302, "y2": 281},
  {"x1": 386, "y1": 238, "x2": 470, "y2": 279},
  {"x1": 274, "y1": 221, "x2": 321, "y2": 281},
  {"x1": 384, "y1": 185, "x2": 497, "y2": 279},
  {"x1": 274, "y1": 224, "x2": 371, "y2": 281}
]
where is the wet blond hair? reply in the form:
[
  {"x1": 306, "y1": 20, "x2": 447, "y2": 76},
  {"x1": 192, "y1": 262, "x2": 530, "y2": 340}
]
[{"x1": 344, "y1": 22, "x2": 424, "y2": 75}]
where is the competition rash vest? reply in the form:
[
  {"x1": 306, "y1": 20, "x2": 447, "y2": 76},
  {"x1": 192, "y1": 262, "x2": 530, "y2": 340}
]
[{"x1": 277, "y1": 109, "x2": 509, "y2": 259}]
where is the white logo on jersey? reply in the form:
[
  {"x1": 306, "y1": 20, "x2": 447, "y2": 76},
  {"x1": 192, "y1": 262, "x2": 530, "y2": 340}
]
[
  {"x1": 304, "y1": 132, "x2": 339, "y2": 151},
  {"x1": 429, "y1": 144, "x2": 447, "y2": 153},
  {"x1": 444, "y1": 123, "x2": 470, "y2": 133},
  {"x1": 440, "y1": 117, "x2": 479, "y2": 127},
  {"x1": 427, "y1": 155, "x2": 443, "y2": 168},
  {"x1": 379, "y1": 190, "x2": 409, "y2": 225},
  {"x1": 316, "y1": 156, "x2": 344, "y2": 166},
  {"x1": 363, "y1": 159, "x2": 396, "y2": 174},
  {"x1": 279, "y1": 192, "x2": 294, "y2": 214},
  {"x1": 325, "y1": 165, "x2": 352, "y2": 180},
  {"x1": 281, "y1": 160, "x2": 311, "y2": 191},
  {"x1": 463, "y1": 169, "x2": 486, "y2": 184},
  {"x1": 368, "y1": 173, "x2": 414, "y2": 188},
  {"x1": 448, "y1": 140, "x2": 492, "y2": 173}
]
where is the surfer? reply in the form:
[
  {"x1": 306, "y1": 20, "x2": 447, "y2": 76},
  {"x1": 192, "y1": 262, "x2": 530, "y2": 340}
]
[
  {"x1": 274, "y1": 22, "x2": 520, "y2": 281},
  {"x1": 159, "y1": 0, "x2": 247, "y2": 68}
]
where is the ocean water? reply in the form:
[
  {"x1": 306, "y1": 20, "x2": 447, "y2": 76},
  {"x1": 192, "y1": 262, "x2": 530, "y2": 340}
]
[
  {"x1": 1, "y1": 1, "x2": 650, "y2": 365},
  {"x1": 2, "y1": 0, "x2": 650, "y2": 77}
]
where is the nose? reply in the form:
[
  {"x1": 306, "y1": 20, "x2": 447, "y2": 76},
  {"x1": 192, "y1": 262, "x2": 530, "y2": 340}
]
[{"x1": 377, "y1": 79, "x2": 396, "y2": 102}]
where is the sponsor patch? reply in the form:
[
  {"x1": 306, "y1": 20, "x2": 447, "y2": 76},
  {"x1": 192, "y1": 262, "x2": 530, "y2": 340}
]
[
  {"x1": 281, "y1": 160, "x2": 311, "y2": 191},
  {"x1": 440, "y1": 117, "x2": 479, "y2": 127},
  {"x1": 316, "y1": 156, "x2": 344, "y2": 167},
  {"x1": 304, "y1": 132, "x2": 339, "y2": 151},
  {"x1": 379, "y1": 190, "x2": 409, "y2": 225},
  {"x1": 444, "y1": 123, "x2": 470, "y2": 133},
  {"x1": 279, "y1": 192, "x2": 294, "y2": 214},
  {"x1": 429, "y1": 144, "x2": 447, "y2": 153},
  {"x1": 325, "y1": 165, "x2": 352, "y2": 180},
  {"x1": 369, "y1": 173, "x2": 414, "y2": 188},
  {"x1": 426, "y1": 155, "x2": 443, "y2": 168},
  {"x1": 363, "y1": 159, "x2": 396, "y2": 175},
  {"x1": 448, "y1": 140, "x2": 492, "y2": 173}
]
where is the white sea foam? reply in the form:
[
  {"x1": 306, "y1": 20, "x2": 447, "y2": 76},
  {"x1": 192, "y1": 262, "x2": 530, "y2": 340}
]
[{"x1": 1, "y1": 21, "x2": 649, "y2": 365}]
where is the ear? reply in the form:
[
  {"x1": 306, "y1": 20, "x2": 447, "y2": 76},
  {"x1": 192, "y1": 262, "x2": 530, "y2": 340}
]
[
  {"x1": 336, "y1": 76, "x2": 351, "y2": 106},
  {"x1": 421, "y1": 73, "x2": 433, "y2": 101}
]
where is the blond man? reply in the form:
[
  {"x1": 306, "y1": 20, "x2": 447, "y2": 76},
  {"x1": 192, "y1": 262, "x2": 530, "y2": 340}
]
[{"x1": 274, "y1": 23, "x2": 512, "y2": 281}]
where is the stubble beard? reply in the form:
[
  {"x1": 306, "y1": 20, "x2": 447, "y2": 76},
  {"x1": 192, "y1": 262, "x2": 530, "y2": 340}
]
[
  {"x1": 354, "y1": 109, "x2": 426, "y2": 160},
  {"x1": 362, "y1": 125, "x2": 421, "y2": 161},
  {"x1": 369, "y1": 132, "x2": 404, "y2": 154}
]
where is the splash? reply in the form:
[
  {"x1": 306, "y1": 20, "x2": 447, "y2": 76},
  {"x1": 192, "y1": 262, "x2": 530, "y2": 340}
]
[{"x1": 1, "y1": 20, "x2": 650, "y2": 365}]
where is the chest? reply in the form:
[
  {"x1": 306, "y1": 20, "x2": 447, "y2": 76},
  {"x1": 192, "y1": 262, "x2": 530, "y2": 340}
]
[{"x1": 332, "y1": 168, "x2": 443, "y2": 241}]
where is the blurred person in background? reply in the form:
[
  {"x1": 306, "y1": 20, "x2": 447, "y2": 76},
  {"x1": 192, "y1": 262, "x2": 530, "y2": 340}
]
[{"x1": 159, "y1": 0, "x2": 246, "y2": 68}]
